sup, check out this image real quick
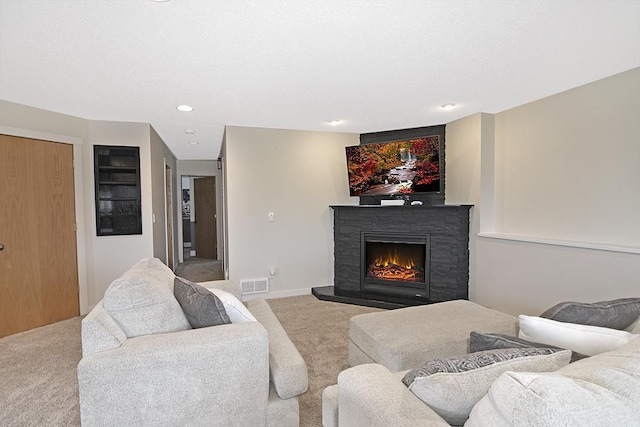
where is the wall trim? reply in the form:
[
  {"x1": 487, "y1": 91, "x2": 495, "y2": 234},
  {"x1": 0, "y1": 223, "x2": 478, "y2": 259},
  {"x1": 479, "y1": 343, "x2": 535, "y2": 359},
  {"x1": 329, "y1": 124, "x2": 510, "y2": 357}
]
[
  {"x1": 478, "y1": 232, "x2": 640, "y2": 255},
  {"x1": 241, "y1": 287, "x2": 311, "y2": 301}
]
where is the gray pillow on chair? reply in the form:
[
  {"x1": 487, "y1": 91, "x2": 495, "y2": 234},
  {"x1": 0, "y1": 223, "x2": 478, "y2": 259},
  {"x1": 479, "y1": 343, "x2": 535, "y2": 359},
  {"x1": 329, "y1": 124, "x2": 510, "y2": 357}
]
[
  {"x1": 174, "y1": 276, "x2": 231, "y2": 328},
  {"x1": 540, "y1": 298, "x2": 640, "y2": 330}
]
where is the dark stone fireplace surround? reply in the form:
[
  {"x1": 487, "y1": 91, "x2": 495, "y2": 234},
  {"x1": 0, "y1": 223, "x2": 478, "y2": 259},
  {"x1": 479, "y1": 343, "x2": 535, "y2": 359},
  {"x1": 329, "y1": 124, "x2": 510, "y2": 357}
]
[{"x1": 312, "y1": 204, "x2": 472, "y2": 308}]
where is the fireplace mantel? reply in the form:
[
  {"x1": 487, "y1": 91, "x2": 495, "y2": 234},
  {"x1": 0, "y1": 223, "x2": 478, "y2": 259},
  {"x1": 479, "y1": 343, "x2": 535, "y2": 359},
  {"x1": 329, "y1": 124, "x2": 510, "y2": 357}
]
[{"x1": 313, "y1": 204, "x2": 472, "y2": 308}]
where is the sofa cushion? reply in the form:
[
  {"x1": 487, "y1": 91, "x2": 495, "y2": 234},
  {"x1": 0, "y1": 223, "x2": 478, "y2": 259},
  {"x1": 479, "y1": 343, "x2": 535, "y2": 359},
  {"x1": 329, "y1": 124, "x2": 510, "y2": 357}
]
[
  {"x1": 208, "y1": 289, "x2": 256, "y2": 323},
  {"x1": 540, "y1": 298, "x2": 640, "y2": 330},
  {"x1": 402, "y1": 348, "x2": 571, "y2": 425},
  {"x1": 349, "y1": 300, "x2": 518, "y2": 372},
  {"x1": 466, "y1": 336, "x2": 640, "y2": 427},
  {"x1": 519, "y1": 314, "x2": 635, "y2": 356},
  {"x1": 470, "y1": 331, "x2": 586, "y2": 362},
  {"x1": 103, "y1": 258, "x2": 191, "y2": 338},
  {"x1": 174, "y1": 276, "x2": 231, "y2": 328}
]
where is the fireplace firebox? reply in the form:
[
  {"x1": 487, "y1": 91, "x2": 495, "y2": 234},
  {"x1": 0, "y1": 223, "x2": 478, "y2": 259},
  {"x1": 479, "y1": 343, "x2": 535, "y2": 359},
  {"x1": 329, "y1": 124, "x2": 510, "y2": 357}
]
[{"x1": 361, "y1": 233, "x2": 430, "y2": 300}]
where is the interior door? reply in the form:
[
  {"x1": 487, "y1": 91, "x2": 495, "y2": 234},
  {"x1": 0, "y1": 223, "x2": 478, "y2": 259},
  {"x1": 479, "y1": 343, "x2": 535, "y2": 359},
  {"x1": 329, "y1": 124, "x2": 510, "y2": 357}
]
[
  {"x1": 193, "y1": 176, "x2": 217, "y2": 259},
  {"x1": 0, "y1": 134, "x2": 79, "y2": 338}
]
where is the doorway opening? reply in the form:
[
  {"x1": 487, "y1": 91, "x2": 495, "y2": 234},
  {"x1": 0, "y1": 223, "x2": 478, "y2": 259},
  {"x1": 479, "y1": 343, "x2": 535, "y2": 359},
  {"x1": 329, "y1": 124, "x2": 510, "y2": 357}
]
[
  {"x1": 181, "y1": 175, "x2": 217, "y2": 261},
  {"x1": 178, "y1": 175, "x2": 223, "y2": 281}
]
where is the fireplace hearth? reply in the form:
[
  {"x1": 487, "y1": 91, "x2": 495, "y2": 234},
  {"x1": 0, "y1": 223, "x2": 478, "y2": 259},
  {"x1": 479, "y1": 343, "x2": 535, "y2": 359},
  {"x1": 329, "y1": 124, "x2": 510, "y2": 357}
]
[{"x1": 312, "y1": 204, "x2": 471, "y2": 308}]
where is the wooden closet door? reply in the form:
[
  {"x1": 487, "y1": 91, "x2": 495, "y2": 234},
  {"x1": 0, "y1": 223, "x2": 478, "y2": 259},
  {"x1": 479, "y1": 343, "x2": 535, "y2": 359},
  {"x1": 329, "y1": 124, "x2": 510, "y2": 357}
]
[
  {"x1": 0, "y1": 135, "x2": 79, "y2": 337},
  {"x1": 194, "y1": 176, "x2": 217, "y2": 259}
]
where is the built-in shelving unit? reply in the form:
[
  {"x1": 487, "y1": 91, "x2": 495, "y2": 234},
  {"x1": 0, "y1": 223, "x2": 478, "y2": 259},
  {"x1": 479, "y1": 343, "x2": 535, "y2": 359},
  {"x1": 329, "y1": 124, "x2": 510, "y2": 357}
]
[{"x1": 94, "y1": 146, "x2": 142, "y2": 236}]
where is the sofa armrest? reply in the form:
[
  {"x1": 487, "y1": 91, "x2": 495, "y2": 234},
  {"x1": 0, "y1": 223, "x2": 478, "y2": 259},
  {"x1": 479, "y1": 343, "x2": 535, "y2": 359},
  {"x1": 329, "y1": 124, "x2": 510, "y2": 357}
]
[
  {"x1": 81, "y1": 301, "x2": 127, "y2": 357},
  {"x1": 78, "y1": 321, "x2": 269, "y2": 427},
  {"x1": 337, "y1": 364, "x2": 450, "y2": 427},
  {"x1": 246, "y1": 299, "x2": 308, "y2": 399},
  {"x1": 199, "y1": 279, "x2": 242, "y2": 299}
]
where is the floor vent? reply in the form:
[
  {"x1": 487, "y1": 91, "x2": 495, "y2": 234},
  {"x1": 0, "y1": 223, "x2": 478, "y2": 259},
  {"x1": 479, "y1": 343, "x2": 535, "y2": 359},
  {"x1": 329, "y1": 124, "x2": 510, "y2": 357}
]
[{"x1": 241, "y1": 278, "x2": 269, "y2": 294}]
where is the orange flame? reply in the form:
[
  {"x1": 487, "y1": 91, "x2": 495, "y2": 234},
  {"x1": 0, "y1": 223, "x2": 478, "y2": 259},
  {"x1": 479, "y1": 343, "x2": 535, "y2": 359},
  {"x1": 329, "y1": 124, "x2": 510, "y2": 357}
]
[{"x1": 373, "y1": 248, "x2": 415, "y2": 270}]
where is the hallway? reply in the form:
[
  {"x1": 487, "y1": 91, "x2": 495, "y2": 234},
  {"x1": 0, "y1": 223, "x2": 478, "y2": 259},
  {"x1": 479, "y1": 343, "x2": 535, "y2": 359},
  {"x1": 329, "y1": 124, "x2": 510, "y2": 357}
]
[{"x1": 174, "y1": 257, "x2": 224, "y2": 282}]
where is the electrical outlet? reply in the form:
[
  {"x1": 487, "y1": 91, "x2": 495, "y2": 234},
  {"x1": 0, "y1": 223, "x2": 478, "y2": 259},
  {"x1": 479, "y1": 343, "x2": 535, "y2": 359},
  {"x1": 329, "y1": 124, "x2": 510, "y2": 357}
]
[{"x1": 268, "y1": 212, "x2": 275, "y2": 222}]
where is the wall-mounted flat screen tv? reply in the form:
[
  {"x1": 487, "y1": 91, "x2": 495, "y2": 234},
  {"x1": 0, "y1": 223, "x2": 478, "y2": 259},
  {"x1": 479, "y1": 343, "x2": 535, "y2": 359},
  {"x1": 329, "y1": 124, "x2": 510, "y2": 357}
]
[{"x1": 345, "y1": 136, "x2": 440, "y2": 196}]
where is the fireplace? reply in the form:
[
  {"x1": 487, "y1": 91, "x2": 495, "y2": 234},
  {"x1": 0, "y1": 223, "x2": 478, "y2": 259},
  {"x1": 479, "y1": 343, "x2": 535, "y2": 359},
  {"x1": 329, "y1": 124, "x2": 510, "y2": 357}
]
[
  {"x1": 361, "y1": 233, "x2": 430, "y2": 301},
  {"x1": 312, "y1": 204, "x2": 471, "y2": 308}
]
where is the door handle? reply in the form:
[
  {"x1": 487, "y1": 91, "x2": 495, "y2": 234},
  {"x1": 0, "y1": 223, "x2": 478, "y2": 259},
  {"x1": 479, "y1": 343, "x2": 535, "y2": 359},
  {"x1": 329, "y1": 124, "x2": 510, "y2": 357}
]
[{"x1": 0, "y1": 244, "x2": 4, "y2": 251}]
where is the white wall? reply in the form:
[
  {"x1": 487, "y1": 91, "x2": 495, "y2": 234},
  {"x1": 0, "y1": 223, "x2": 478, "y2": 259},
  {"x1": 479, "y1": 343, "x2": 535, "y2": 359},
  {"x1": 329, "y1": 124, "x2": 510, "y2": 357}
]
[
  {"x1": 446, "y1": 68, "x2": 640, "y2": 315},
  {"x1": 224, "y1": 126, "x2": 359, "y2": 297}
]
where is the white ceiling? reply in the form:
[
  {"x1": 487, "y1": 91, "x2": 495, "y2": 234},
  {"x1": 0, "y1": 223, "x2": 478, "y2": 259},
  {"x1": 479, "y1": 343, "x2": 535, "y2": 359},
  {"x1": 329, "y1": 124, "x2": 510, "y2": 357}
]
[{"x1": 1, "y1": 0, "x2": 639, "y2": 160}]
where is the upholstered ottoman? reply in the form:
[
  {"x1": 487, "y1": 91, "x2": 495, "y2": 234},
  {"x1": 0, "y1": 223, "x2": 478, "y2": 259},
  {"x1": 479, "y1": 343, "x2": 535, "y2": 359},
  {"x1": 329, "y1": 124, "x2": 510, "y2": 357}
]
[{"x1": 349, "y1": 299, "x2": 518, "y2": 371}]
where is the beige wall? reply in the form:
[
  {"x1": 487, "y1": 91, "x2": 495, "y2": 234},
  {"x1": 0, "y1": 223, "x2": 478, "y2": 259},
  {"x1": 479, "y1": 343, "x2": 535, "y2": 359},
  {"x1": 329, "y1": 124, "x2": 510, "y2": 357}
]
[
  {"x1": 88, "y1": 121, "x2": 155, "y2": 303},
  {"x1": 224, "y1": 126, "x2": 359, "y2": 297},
  {"x1": 150, "y1": 126, "x2": 178, "y2": 267},
  {"x1": 0, "y1": 100, "x2": 174, "y2": 311},
  {"x1": 446, "y1": 68, "x2": 640, "y2": 315},
  {"x1": 445, "y1": 113, "x2": 482, "y2": 302},
  {"x1": 494, "y1": 67, "x2": 640, "y2": 246},
  {"x1": 4, "y1": 66, "x2": 637, "y2": 315}
]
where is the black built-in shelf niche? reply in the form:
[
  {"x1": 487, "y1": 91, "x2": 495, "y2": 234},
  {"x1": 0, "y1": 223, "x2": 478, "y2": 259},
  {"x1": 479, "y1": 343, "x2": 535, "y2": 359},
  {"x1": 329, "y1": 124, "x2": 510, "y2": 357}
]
[
  {"x1": 358, "y1": 124, "x2": 445, "y2": 206},
  {"x1": 94, "y1": 146, "x2": 142, "y2": 236}
]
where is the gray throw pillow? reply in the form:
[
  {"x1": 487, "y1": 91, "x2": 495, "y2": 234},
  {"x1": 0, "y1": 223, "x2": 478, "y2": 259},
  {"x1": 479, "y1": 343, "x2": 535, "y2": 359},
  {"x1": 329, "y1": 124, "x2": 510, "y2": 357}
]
[
  {"x1": 540, "y1": 298, "x2": 640, "y2": 330},
  {"x1": 402, "y1": 347, "x2": 563, "y2": 387},
  {"x1": 402, "y1": 347, "x2": 571, "y2": 425},
  {"x1": 470, "y1": 331, "x2": 586, "y2": 362},
  {"x1": 174, "y1": 276, "x2": 231, "y2": 328}
]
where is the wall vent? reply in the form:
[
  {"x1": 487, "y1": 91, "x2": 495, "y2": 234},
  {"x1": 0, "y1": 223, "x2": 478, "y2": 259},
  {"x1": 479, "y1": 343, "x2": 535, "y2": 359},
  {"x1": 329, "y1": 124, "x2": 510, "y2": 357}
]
[{"x1": 241, "y1": 278, "x2": 269, "y2": 294}]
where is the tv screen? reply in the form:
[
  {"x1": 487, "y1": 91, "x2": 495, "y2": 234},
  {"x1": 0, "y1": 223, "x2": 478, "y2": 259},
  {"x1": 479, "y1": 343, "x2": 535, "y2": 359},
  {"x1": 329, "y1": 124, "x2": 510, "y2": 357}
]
[{"x1": 345, "y1": 136, "x2": 440, "y2": 196}]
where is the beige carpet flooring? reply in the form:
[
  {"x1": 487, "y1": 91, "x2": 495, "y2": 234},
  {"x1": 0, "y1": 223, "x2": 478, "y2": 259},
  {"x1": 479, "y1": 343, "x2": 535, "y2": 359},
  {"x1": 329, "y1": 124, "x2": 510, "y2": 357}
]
[
  {"x1": 267, "y1": 296, "x2": 382, "y2": 426},
  {"x1": 174, "y1": 257, "x2": 225, "y2": 282},
  {"x1": 0, "y1": 293, "x2": 382, "y2": 426},
  {"x1": 0, "y1": 316, "x2": 83, "y2": 426}
]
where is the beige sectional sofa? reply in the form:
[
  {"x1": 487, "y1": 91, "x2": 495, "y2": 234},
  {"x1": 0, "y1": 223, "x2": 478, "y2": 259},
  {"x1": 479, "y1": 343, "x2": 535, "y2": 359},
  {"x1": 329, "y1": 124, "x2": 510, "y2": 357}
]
[
  {"x1": 324, "y1": 299, "x2": 640, "y2": 426},
  {"x1": 78, "y1": 258, "x2": 307, "y2": 427}
]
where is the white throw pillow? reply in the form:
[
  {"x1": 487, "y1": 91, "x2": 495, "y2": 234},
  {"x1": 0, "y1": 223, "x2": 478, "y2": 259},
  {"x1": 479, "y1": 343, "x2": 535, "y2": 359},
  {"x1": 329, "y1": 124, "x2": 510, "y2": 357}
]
[
  {"x1": 518, "y1": 315, "x2": 635, "y2": 356},
  {"x1": 626, "y1": 314, "x2": 640, "y2": 334},
  {"x1": 466, "y1": 336, "x2": 640, "y2": 426},
  {"x1": 208, "y1": 289, "x2": 256, "y2": 323}
]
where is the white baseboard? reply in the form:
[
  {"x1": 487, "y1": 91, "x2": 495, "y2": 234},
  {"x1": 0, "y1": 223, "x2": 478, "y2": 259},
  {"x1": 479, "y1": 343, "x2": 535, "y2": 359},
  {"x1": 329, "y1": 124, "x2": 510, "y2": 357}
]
[{"x1": 242, "y1": 287, "x2": 312, "y2": 301}]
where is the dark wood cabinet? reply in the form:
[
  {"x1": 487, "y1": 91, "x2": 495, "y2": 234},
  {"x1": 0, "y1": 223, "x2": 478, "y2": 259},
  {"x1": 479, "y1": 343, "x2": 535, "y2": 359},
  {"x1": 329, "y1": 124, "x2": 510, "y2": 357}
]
[{"x1": 94, "y1": 146, "x2": 142, "y2": 236}]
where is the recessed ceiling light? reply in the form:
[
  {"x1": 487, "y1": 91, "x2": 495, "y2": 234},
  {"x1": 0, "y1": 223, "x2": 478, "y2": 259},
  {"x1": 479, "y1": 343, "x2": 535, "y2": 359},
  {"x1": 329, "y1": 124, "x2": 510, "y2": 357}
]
[
  {"x1": 176, "y1": 105, "x2": 193, "y2": 112},
  {"x1": 441, "y1": 104, "x2": 456, "y2": 111},
  {"x1": 185, "y1": 129, "x2": 195, "y2": 134},
  {"x1": 187, "y1": 141, "x2": 199, "y2": 145},
  {"x1": 327, "y1": 120, "x2": 342, "y2": 126}
]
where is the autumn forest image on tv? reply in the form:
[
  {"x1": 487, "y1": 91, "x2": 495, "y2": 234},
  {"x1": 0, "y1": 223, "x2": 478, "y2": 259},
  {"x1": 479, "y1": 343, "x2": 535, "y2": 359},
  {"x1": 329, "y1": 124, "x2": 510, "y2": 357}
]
[{"x1": 346, "y1": 136, "x2": 440, "y2": 196}]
